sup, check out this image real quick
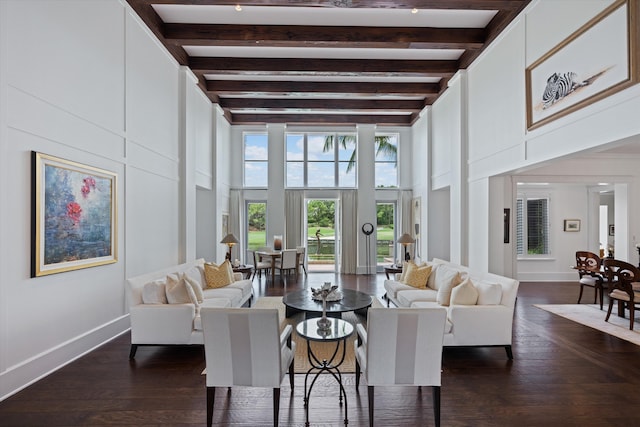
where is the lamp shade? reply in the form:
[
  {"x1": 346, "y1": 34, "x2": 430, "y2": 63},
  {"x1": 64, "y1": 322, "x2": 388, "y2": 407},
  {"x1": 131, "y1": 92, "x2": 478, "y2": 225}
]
[
  {"x1": 220, "y1": 233, "x2": 239, "y2": 245},
  {"x1": 397, "y1": 233, "x2": 415, "y2": 245}
]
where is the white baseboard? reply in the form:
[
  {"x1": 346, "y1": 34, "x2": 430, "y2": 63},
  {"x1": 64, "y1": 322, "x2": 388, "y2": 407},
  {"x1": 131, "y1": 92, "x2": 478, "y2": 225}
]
[{"x1": 0, "y1": 315, "x2": 130, "y2": 402}]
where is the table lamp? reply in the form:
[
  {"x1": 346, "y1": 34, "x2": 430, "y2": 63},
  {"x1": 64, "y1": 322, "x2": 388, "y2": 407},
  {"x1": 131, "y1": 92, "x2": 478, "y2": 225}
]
[
  {"x1": 397, "y1": 233, "x2": 415, "y2": 262},
  {"x1": 220, "y1": 233, "x2": 239, "y2": 261}
]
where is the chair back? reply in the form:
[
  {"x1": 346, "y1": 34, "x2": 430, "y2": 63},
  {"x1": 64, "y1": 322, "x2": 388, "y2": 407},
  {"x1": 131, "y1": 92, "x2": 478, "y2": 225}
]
[
  {"x1": 603, "y1": 259, "x2": 640, "y2": 299},
  {"x1": 364, "y1": 307, "x2": 446, "y2": 386},
  {"x1": 280, "y1": 249, "x2": 298, "y2": 269},
  {"x1": 201, "y1": 308, "x2": 283, "y2": 388},
  {"x1": 575, "y1": 251, "x2": 601, "y2": 277},
  {"x1": 296, "y1": 246, "x2": 306, "y2": 261}
]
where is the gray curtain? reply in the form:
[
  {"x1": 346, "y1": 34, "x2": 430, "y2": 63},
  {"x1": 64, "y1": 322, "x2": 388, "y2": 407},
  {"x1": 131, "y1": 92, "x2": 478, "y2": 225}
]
[
  {"x1": 285, "y1": 190, "x2": 304, "y2": 249},
  {"x1": 340, "y1": 190, "x2": 357, "y2": 274},
  {"x1": 230, "y1": 189, "x2": 245, "y2": 262}
]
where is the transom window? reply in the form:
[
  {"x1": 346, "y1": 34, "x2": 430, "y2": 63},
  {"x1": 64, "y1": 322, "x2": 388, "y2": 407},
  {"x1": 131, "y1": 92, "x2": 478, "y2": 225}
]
[
  {"x1": 374, "y1": 133, "x2": 398, "y2": 188},
  {"x1": 286, "y1": 133, "x2": 356, "y2": 188},
  {"x1": 243, "y1": 133, "x2": 268, "y2": 188}
]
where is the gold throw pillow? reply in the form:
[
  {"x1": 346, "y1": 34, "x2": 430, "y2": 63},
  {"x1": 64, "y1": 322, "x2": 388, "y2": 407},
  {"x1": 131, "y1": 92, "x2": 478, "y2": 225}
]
[
  {"x1": 402, "y1": 263, "x2": 432, "y2": 289},
  {"x1": 203, "y1": 260, "x2": 234, "y2": 289}
]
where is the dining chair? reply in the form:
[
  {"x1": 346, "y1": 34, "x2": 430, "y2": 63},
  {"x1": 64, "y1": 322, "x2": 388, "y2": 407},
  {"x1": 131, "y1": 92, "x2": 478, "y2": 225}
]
[
  {"x1": 296, "y1": 246, "x2": 307, "y2": 276},
  {"x1": 275, "y1": 249, "x2": 298, "y2": 281},
  {"x1": 201, "y1": 307, "x2": 295, "y2": 427},
  {"x1": 575, "y1": 251, "x2": 605, "y2": 309},
  {"x1": 251, "y1": 250, "x2": 271, "y2": 280},
  {"x1": 602, "y1": 259, "x2": 640, "y2": 330},
  {"x1": 355, "y1": 307, "x2": 447, "y2": 427}
]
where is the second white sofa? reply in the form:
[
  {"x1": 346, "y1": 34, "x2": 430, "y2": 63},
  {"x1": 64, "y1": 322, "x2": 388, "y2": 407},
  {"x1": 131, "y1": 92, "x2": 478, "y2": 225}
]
[{"x1": 384, "y1": 258, "x2": 519, "y2": 359}]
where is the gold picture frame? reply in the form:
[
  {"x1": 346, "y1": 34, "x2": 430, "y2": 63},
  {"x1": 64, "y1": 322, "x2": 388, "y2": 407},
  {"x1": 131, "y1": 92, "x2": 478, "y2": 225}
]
[
  {"x1": 32, "y1": 152, "x2": 118, "y2": 277},
  {"x1": 526, "y1": 0, "x2": 639, "y2": 130}
]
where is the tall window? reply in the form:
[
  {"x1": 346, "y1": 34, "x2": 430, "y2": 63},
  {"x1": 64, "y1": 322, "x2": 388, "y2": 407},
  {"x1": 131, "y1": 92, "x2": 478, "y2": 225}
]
[
  {"x1": 516, "y1": 196, "x2": 550, "y2": 256},
  {"x1": 246, "y1": 201, "x2": 266, "y2": 251},
  {"x1": 375, "y1": 133, "x2": 398, "y2": 188},
  {"x1": 286, "y1": 132, "x2": 356, "y2": 188},
  {"x1": 244, "y1": 133, "x2": 268, "y2": 187},
  {"x1": 376, "y1": 202, "x2": 396, "y2": 265}
]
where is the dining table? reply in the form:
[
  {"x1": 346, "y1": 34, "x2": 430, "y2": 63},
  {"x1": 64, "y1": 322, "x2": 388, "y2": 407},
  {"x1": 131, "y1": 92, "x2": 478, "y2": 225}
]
[{"x1": 256, "y1": 250, "x2": 281, "y2": 281}]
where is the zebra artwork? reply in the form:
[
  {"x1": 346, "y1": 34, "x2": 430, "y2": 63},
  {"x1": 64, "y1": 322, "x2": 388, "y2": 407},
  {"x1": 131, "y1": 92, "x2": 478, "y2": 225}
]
[{"x1": 541, "y1": 72, "x2": 589, "y2": 109}]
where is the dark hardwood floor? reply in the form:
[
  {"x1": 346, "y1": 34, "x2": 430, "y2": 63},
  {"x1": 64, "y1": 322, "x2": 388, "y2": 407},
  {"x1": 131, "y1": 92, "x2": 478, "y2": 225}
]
[{"x1": 2, "y1": 272, "x2": 640, "y2": 426}]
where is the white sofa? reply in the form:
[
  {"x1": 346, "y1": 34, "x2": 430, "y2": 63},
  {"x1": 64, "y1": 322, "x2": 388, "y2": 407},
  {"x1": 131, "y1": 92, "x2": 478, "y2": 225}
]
[
  {"x1": 126, "y1": 258, "x2": 253, "y2": 359},
  {"x1": 384, "y1": 258, "x2": 519, "y2": 359}
]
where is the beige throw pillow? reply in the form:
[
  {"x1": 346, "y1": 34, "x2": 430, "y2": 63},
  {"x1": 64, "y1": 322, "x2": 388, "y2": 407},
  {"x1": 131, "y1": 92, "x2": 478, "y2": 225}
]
[
  {"x1": 204, "y1": 260, "x2": 234, "y2": 289},
  {"x1": 450, "y1": 277, "x2": 479, "y2": 305},
  {"x1": 182, "y1": 273, "x2": 204, "y2": 304},
  {"x1": 165, "y1": 274, "x2": 192, "y2": 304},
  {"x1": 434, "y1": 265, "x2": 464, "y2": 306},
  {"x1": 401, "y1": 263, "x2": 432, "y2": 289}
]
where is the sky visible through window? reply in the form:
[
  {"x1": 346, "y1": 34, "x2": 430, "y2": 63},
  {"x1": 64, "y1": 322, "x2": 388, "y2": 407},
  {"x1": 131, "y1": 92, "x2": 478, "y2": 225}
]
[{"x1": 244, "y1": 133, "x2": 268, "y2": 187}]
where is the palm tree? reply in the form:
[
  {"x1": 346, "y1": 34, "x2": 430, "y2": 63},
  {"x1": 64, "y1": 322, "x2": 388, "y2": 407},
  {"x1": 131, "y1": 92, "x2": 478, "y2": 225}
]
[{"x1": 323, "y1": 134, "x2": 396, "y2": 173}]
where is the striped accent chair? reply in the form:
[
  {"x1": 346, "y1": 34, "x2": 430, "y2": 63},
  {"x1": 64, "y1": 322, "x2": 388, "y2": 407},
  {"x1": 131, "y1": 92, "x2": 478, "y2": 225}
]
[
  {"x1": 201, "y1": 308, "x2": 295, "y2": 427},
  {"x1": 355, "y1": 307, "x2": 447, "y2": 427}
]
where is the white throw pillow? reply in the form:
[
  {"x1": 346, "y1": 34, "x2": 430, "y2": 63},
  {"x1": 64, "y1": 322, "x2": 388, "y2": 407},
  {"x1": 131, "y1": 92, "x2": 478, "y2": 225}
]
[
  {"x1": 476, "y1": 281, "x2": 502, "y2": 305},
  {"x1": 434, "y1": 265, "x2": 464, "y2": 306},
  {"x1": 183, "y1": 273, "x2": 204, "y2": 304},
  {"x1": 142, "y1": 279, "x2": 168, "y2": 304},
  {"x1": 450, "y1": 277, "x2": 479, "y2": 305},
  {"x1": 165, "y1": 274, "x2": 191, "y2": 304}
]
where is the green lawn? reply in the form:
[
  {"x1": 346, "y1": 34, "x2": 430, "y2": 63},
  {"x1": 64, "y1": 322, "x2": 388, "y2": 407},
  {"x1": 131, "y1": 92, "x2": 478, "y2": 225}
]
[{"x1": 248, "y1": 226, "x2": 395, "y2": 251}]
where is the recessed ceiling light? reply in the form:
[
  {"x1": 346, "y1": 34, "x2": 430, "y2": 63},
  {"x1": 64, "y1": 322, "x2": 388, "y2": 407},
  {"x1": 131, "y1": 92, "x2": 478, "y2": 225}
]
[
  {"x1": 411, "y1": 8, "x2": 418, "y2": 14},
  {"x1": 235, "y1": 4, "x2": 242, "y2": 12}
]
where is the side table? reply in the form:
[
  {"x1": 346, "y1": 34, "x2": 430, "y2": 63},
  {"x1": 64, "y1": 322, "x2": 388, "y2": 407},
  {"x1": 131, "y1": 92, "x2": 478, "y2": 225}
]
[
  {"x1": 384, "y1": 264, "x2": 402, "y2": 279},
  {"x1": 296, "y1": 318, "x2": 354, "y2": 427},
  {"x1": 232, "y1": 265, "x2": 253, "y2": 279}
]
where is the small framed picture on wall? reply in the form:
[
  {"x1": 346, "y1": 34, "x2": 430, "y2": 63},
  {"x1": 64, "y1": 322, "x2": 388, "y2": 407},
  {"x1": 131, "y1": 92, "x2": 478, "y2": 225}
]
[
  {"x1": 609, "y1": 224, "x2": 615, "y2": 236},
  {"x1": 564, "y1": 219, "x2": 581, "y2": 232}
]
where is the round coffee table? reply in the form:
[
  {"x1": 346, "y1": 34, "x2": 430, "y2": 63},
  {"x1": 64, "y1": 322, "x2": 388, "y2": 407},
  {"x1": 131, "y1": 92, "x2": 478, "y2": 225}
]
[{"x1": 283, "y1": 288, "x2": 373, "y2": 319}]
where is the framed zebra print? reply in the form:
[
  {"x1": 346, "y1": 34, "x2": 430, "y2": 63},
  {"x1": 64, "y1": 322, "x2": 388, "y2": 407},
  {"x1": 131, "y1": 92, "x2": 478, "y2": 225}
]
[{"x1": 526, "y1": 0, "x2": 639, "y2": 130}]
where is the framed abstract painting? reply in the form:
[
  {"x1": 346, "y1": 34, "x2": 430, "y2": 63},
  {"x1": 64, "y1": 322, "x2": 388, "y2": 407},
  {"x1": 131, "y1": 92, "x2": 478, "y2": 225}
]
[{"x1": 31, "y1": 152, "x2": 117, "y2": 277}]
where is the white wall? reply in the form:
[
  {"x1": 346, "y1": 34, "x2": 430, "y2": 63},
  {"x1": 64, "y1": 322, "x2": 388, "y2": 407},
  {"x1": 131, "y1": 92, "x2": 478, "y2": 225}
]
[
  {"x1": 0, "y1": 0, "x2": 213, "y2": 400},
  {"x1": 433, "y1": 0, "x2": 640, "y2": 276}
]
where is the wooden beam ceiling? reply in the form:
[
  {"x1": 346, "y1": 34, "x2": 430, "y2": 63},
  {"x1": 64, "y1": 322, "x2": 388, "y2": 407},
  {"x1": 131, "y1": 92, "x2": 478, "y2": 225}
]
[{"x1": 126, "y1": 0, "x2": 532, "y2": 125}]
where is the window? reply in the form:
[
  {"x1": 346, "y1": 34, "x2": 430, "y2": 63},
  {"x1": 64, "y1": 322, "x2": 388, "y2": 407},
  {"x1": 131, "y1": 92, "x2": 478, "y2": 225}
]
[
  {"x1": 374, "y1": 133, "x2": 398, "y2": 188},
  {"x1": 246, "y1": 201, "x2": 266, "y2": 251},
  {"x1": 244, "y1": 133, "x2": 268, "y2": 187},
  {"x1": 286, "y1": 132, "x2": 356, "y2": 188},
  {"x1": 516, "y1": 196, "x2": 550, "y2": 256}
]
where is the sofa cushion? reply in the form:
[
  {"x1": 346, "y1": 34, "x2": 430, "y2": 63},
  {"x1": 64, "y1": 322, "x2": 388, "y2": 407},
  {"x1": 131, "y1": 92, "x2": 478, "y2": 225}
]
[
  {"x1": 202, "y1": 287, "x2": 244, "y2": 306},
  {"x1": 165, "y1": 274, "x2": 192, "y2": 304},
  {"x1": 142, "y1": 279, "x2": 168, "y2": 304},
  {"x1": 401, "y1": 263, "x2": 432, "y2": 289},
  {"x1": 183, "y1": 274, "x2": 204, "y2": 303},
  {"x1": 225, "y1": 279, "x2": 253, "y2": 298},
  {"x1": 450, "y1": 277, "x2": 479, "y2": 305},
  {"x1": 397, "y1": 288, "x2": 438, "y2": 306},
  {"x1": 476, "y1": 281, "x2": 502, "y2": 305},
  {"x1": 434, "y1": 265, "x2": 464, "y2": 305},
  {"x1": 384, "y1": 280, "x2": 415, "y2": 300},
  {"x1": 203, "y1": 260, "x2": 234, "y2": 289}
]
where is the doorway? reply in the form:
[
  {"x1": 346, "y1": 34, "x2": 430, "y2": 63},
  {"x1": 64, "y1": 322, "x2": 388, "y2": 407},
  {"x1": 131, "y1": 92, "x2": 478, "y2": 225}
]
[
  {"x1": 306, "y1": 199, "x2": 338, "y2": 272},
  {"x1": 376, "y1": 202, "x2": 396, "y2": 269}
]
